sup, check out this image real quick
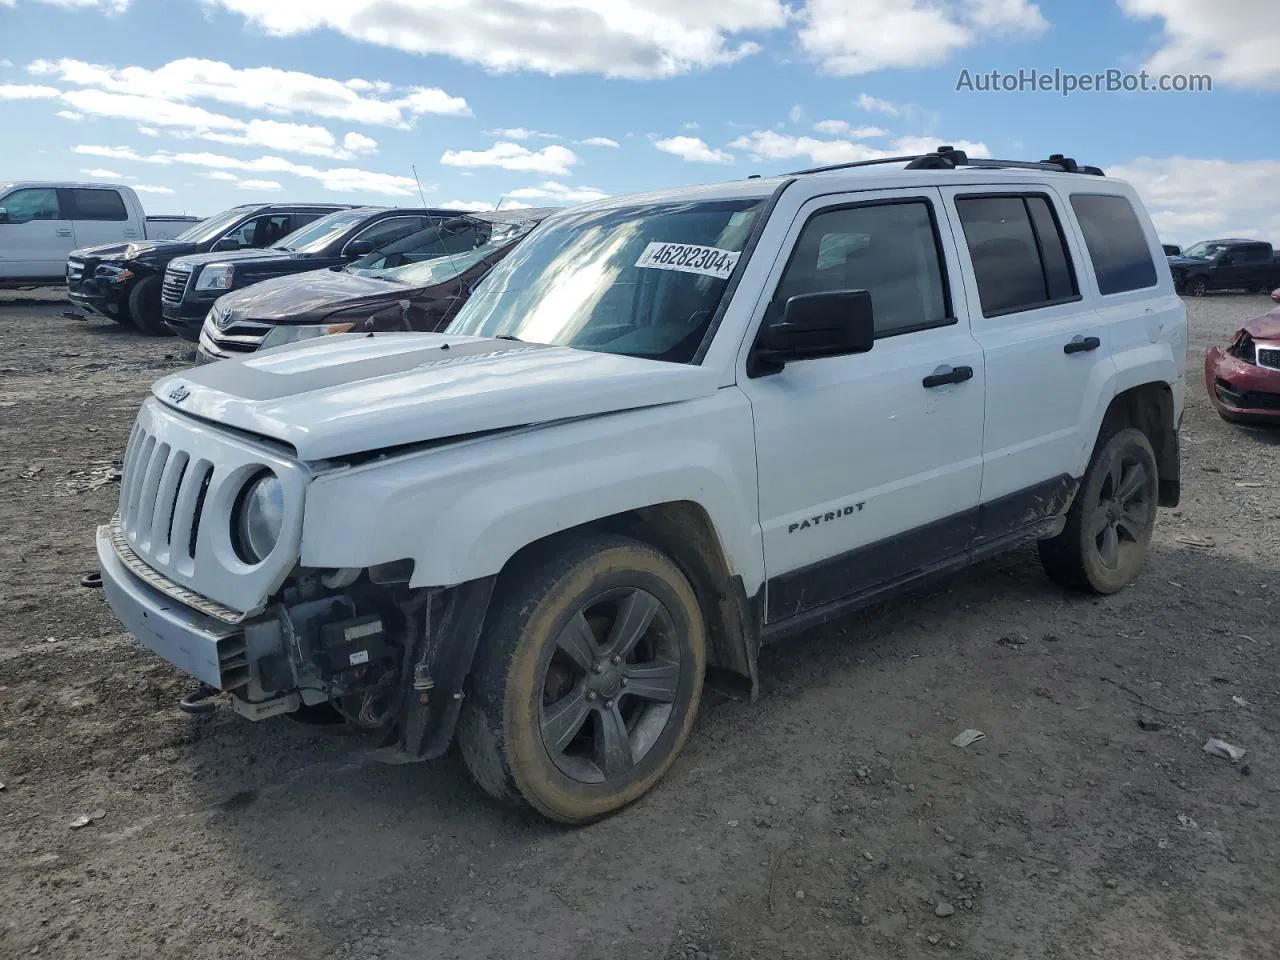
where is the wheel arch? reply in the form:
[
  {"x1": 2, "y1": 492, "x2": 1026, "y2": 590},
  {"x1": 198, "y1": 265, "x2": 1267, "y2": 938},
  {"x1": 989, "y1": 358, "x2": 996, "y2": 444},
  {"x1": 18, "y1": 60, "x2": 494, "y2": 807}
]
[{"x1": 1098, "y1": 381, "x2": 1179, "y2": 507}]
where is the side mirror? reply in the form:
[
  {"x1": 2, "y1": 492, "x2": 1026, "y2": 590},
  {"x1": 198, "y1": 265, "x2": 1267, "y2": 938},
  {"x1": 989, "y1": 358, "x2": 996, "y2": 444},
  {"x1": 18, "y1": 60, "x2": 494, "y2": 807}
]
[
  {"x1": 755, "y1": 290, "x2": 875, "y2": 368},
  {"x1": 345, "y1": 239, "x2": 376, "y2": 257},
  {"x1": 212, "y1": 237, "x2": 241, "y2": 252},
  {"x1": 1271, "y1": 288, "x2": 1280, "y2": 304}
]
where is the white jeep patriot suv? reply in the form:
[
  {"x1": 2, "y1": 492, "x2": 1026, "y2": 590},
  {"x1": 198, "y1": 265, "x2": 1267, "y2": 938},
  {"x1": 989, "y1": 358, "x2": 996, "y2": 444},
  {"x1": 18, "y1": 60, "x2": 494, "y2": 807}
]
[{"x1": 97, "y1": 148, "x2": 1187, "y2": 823}]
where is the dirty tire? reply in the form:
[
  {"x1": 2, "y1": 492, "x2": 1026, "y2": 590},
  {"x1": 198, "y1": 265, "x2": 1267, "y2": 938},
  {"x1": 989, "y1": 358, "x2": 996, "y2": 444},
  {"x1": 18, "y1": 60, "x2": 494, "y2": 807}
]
[
  {"x1": 1039, "y1": 426, "x2": 1159, "y2": 594},
  {"x1": 1186, "y1": 277, "x2": 1209, "y2": 298},
  {"x1": 457, "y1": 535, "x2": 706, "y2": 824},
  {"x1": 126, "y1": 276, "x2": 168, "y2": 336}
]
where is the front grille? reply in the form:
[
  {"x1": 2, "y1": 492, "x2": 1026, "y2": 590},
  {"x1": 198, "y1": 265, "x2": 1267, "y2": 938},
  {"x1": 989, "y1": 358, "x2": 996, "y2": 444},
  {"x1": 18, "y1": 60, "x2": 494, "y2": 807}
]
[
  {"x1": 161, "y1": 266, "x2": 191, "y2": 305},
  {"x1": 207, "y1": 318, "x2": 273, "y2": 354},
  {"x1": 1257, "y1": 345, "x2": 1280, "y2": 371},
  {"x1": 119, "y1": 422, "x2": 214, "y2": 573}
]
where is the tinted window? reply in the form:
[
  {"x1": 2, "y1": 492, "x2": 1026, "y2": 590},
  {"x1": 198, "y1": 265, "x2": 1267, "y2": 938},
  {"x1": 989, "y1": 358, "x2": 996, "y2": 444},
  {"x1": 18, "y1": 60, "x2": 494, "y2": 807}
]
[
  {"x1": 1069, "y1": 194, "x2": 1158, "y2": 295},
  {"x1": 70, "y1": 188, "x2": 127, "y2": 221},
  {"x1": 774, "y1": 200, "x2": 949, "y2": 338},
  {"x1": 349, "y1": 215, "x2": 429, "y2": 251},
  {"x1": 956, "y1": 195, "x2": 1080, "y2": 316},
  {"x1": 1238, "y1": 244, "x2": 1271, "y2": 264},
  {"x1": 1, "y1": 188, "x2": 62, "y2": 223},
  {"x1": 224, "y1": 214, "x2": 291, "y2": 249}
]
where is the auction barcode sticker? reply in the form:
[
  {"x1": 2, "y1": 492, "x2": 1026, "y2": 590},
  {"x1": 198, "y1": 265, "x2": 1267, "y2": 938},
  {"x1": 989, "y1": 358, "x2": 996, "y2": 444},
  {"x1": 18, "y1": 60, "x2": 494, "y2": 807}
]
[{"x1": 635, "y1": 242, "x2": 741, "y2": 280}]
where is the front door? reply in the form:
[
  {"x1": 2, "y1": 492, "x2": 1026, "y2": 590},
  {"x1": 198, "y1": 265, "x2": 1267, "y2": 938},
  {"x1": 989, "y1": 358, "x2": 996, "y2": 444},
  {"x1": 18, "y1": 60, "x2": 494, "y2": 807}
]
[
  {"x1": 0, "y1": 187, "x2": 75, "y2": 280},
  {"x1": 739, "y1": 188, "x2": 986, "y2": 624},
  {"x1": 939, "y1": 185, "x2": 1115, "y2": 539}
]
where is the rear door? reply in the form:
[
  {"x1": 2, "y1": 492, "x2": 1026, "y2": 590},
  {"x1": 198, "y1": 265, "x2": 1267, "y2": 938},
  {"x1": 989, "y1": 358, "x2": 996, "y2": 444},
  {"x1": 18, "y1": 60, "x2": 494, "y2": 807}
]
[
  {"x1": 66, "y1": 187, "x2": 134, "y2": 248},
  {"x1": 0, "y1": 187, "x2": 74, "y2": 280},
  {"x1": 939, "y1": 185, "x2": 1113, "y2": 538}
]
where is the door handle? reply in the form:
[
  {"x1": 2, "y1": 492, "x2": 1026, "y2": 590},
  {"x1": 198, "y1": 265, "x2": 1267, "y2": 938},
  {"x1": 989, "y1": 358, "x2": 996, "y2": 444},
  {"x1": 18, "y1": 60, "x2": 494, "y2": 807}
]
[
  {"x1": 1064, "y1": 335, "x2": 1101, "y2": 354},
  {"x1": 922, "y1": 364, "x2": 974, "y2": 388},
  {"x1": 56, "y1": 229, "x2": 72, "y2": 238}
]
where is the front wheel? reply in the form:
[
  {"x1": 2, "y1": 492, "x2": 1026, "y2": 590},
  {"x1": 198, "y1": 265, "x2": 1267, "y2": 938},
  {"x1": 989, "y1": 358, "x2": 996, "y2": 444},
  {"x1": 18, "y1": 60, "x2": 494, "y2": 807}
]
[
  {"x1": 458, "y1": 535, "x2": 706, "y2": 824},
  {"x1": 127, "y1": 275, "x2": 169, "y2": 336},
  {"x1": 1039, "y1": 427, "x2": 1159, "y2": 594},
  {"x1": 1186, "y1": 277, "x2": 1209, "y2": 297}
]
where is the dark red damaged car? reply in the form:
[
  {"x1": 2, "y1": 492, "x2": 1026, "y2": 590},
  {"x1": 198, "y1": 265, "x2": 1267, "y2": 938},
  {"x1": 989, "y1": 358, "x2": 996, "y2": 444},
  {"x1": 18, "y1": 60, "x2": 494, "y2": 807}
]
[{"x1": 1205, "y1": 288, "x2": 1280, "y2": 423}]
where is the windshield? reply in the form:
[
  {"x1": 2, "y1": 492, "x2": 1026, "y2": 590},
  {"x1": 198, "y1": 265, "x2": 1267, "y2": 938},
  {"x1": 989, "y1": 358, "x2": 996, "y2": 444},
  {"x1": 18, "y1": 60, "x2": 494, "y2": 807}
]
[
  {"x1": 345, "y1": 215, "x2": 537, "y2": 285},
  {"x1": 275, "y1": 209, "x2": 371, "y2": 253},
  {"x1": 175, "y1": 207, "x2": 254, "y2": 243},
  {"x1": 1182, "y1": 241, "x2": 1226, "y2": 260},
  {"x1": 446, "y1": 198, "x2": 766, "y2": 363}
]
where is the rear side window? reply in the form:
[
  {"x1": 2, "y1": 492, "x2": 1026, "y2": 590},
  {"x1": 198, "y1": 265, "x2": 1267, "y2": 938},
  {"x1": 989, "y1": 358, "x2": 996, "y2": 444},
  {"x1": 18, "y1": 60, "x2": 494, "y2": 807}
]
[
  {"x1": 955, "y1": 194, "x2": 1080, "y2": 316},
  {"x1": 1068, "y1": 194, "x2": 1158, "y2": 295},
  {"x1": 1239, "y1": 244, "x2": 1271, "y2": 264},
  {"x1": 773, "y1": 199, "x2": 951, "y2": 339},
  {"x1": 349, "y1": 216, "x2": 427, "y2": 251},
  {"x1": 70, "y1": 188, "x2": 128, "y2": 221}
]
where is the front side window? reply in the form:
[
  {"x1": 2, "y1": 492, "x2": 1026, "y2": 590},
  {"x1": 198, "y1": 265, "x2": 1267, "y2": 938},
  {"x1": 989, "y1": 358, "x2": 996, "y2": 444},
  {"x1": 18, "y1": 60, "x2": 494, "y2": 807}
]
[
  {"x1": 275, "y1": 209, "x2": 369, "y2": 253},
  {"x1": 349, "y1": 215, "x2": 541, "y2": 288},
  {"x1": 772, "y1": 199, "x2": 950, "y2": 339},
  {"x1": 1, "y1": 188, "x2": 62, "y2": 224},
  {"x1": 70, "y1": 188, "x2": 127, "y2": 221},
  {"x1": 955, "y1": 194, "x2": 1080, "y2": 315},
  {"x1": 447, "y1": 199, "x2": 766, "y2": 363},
  {"x1": 1069, "y1": 193, "x2": 1158, "y2": 295},
  {"x1": 224, "y1": 214, "x2": 292, "y2": 249}
]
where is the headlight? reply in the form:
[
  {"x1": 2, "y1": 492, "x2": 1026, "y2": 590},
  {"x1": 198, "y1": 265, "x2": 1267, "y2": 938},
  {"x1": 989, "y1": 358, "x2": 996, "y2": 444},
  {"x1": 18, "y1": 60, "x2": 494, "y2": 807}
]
[
  {"x1": 233, "y1": 471, "x2": 284, "y2": 563},
  {"x1": 195, "y1": 264, "x2": 235, "y2": 291},
  {"x1": 259, "y1": 322, "x2": 356, "y2": 351}
]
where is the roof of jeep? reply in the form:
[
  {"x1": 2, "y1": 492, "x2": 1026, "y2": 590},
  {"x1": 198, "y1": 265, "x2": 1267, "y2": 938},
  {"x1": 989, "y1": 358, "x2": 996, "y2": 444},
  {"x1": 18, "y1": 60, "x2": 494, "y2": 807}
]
[{"x1": 559, "y1": 165, "x2": 1134, "y2": 217}]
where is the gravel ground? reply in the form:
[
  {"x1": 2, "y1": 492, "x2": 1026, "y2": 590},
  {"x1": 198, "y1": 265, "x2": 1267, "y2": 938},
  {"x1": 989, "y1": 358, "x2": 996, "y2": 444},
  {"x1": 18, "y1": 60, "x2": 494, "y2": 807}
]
[{"x1": 1, "y1": 294, "x2": 1277, "y2": 960}]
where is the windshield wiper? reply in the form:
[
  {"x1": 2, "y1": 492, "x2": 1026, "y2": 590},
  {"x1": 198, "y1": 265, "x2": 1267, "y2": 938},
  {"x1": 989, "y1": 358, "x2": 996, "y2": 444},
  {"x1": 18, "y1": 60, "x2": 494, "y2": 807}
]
[{"x1": 492, "y1": 333, "x2": 523, "y2": 342}]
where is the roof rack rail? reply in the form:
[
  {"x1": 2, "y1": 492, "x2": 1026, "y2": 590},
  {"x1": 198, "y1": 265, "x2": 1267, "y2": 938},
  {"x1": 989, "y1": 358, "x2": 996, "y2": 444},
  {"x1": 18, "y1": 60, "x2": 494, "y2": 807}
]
[{"x1": 784, "y1": 145, "x2": 1105, "y2": 178}]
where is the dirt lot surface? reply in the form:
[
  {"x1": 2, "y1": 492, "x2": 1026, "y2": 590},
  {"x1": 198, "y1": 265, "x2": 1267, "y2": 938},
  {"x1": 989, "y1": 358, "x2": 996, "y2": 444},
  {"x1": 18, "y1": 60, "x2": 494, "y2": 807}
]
[{"x1": 2, "y1": 293, "x2": 1278, "y2": 960}]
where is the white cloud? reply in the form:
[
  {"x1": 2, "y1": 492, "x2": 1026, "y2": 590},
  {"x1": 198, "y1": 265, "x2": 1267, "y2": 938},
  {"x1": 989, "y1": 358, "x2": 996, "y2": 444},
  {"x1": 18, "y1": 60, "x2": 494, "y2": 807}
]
[
  {"x1": 1119, "y1": 0, "x2": 1279, "y2": 89},
  {"x1": 56, "y1": 109, "x2": 84, "y2": 120},
  {"x1": 654, "y1": 135, "x2": 734, "y2": 164},
  {"x1": 29, "y1": 57, "x2": 470, "y2": 127},
  {"x1": 507, "y1": 180, "x2": 610, "y2": 203},
  {"x1": 137, "y1": 125, "x2": 159, "y2": 136},
  {"x1": 133, "y1": 184, "x2": 175, "y2": 194},
  {"x1": 800, "y1": 0, "x2": 1046, "y2": 75},
  {"x1": 788, "y1": 104, "x2": 804, "y2": 123},
  {"x1": 4, "y1": 0, "x2": 128, "y2": 10},
  {"x1": 0, "y1": 83, "x2": 62, "y2": 99},
  {"x1": 1108, "y1": 156, "x2": 1280, "y2": 245},
  {"x1": 342, "y1": 131, "x2": 378, "y2": 154},
  {"x1": 0, "y1": 61, "x2": 11, "y2": 70},
  {"x1": 203, "y1": 0, "x2": 786, "y2": 79},
  {"x1": 73, "y1": 144, "x2": 421, "y2": 196},
  {"x1": 855, "y1": 93, "x2": 904, "y2": 116},
  {"x1": 681, "y1": 121, "x2": 700, "y2": 131},
  {"x1": 438, "y1": 200, "x2": 498, "y2": 212},
  {"x1": 203, "y1": 171, "x2": 239, "y2": 181},
  {"x1": 813, "y1": 119, "x2": 889, "y2": 137},
  {"x1": 80, "y1": 167, "x2": 134, "y2": 179},
  {"x1": 579, "y1": 136, "x2": 621, "y2": 148},
  {"x1": 440, "y1": 141, "x2": 580, "y2": 175},
  {"x1": 729, "y1": 130, "x2": 989, "y2": 166},
  {"x1": 484, "y1": 127, "x2": 560, "y2": 140},
  {"x1": 236, "y1": 179, "x2": 284, "y2": 191}
]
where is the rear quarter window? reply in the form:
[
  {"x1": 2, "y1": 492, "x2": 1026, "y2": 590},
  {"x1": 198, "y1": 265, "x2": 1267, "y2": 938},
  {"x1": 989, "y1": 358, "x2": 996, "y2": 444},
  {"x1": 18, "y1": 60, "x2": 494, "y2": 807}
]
[{"x1": 1068, "y1": 194, "x2": 1158, "y2": 295}]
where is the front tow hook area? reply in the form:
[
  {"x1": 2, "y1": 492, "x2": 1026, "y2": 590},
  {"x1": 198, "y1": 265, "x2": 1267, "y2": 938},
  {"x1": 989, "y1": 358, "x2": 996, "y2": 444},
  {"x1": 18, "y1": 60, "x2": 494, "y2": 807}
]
[{"x1": 178, "y1": 682, "x2": 223, "y2": 715}]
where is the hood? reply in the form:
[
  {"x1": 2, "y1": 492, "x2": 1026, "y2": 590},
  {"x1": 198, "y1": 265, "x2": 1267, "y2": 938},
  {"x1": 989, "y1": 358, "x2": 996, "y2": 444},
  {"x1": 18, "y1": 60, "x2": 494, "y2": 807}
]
[
  {"x1": 72, "y1": 239, "x2": 197, "y2": 262},
  {"x1": 213, "y1": 267, "x2": 402, "y2": 323},
  {"x1": 151, "y1": 334, "x2": 720, "y2": 460},
  {"x1": 171, "y1": 247, "x2": 318, "y2": 272},
  {"x1": 1242, "y1": 306, "x2": 1280, "y2": 340}
]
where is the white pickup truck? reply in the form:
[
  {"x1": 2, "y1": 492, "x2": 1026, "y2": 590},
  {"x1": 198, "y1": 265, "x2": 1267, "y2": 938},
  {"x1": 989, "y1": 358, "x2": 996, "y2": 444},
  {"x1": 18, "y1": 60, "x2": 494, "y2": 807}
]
[
  {"x1": 96, "y1": 148, "x2": 1187, "y2": 824},
  {"x1": 0, "y1": 181, "x2": 197, "y2": 285}
]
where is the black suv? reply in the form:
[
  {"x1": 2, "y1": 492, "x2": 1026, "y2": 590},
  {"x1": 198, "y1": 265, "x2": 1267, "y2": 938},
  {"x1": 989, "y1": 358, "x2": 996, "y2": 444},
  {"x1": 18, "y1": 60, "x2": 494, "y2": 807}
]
[
  {"x1": 66, "y1": 202, "x2": 354, "y2": 335},
  {"x1": 1168, "y1": 238, "x2": 1280, "y2": 297},
  {"x1": 160, "y1": 206, "x2": 461, "y2": 341}
]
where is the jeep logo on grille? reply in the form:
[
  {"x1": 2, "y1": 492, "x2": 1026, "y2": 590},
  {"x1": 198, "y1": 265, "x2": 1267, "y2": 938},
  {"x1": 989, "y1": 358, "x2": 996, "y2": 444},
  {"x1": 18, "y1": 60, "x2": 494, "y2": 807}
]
[{"x1": 168, "y1": 384, "x2": 190, "y2": 403}]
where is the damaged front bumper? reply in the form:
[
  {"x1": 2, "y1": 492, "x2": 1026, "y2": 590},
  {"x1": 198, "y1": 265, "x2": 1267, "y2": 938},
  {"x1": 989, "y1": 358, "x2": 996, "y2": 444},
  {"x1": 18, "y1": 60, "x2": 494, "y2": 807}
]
[{"x1": 96, "y1": 522, "x2": 495, "y2": 759}]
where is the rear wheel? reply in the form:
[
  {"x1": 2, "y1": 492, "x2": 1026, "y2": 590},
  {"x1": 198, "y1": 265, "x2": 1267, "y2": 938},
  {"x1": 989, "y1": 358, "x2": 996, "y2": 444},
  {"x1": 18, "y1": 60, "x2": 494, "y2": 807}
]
[
  {"x1": 127, "y1": 276, "x2": 169, "y2": 336},
  {"x1": 1039, "y1": 427, "x2": 1159, "y2": 594},
  {"x1": 458, "y1": 535, "x2": 706, "y2": 824}
]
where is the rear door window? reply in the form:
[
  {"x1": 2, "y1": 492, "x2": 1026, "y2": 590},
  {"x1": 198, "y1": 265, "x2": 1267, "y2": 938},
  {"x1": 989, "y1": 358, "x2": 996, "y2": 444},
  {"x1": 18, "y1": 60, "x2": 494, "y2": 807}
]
[
  {"x1": 1068, "y1": 193, "x2": 1158, "y2": 295},
  {"x1": 69, "y1": 188, "x2": 128, "y2": 222},
  {"x1": 955, "y1": 194, "x2": 1080, "y2": 316}
]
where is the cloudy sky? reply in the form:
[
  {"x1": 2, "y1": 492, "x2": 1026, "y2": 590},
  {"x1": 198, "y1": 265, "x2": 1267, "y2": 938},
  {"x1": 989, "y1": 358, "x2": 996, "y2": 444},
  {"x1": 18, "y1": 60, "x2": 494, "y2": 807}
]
[{"x1": 0, "y1": 0, "x2": 1275, "y2": 244}]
